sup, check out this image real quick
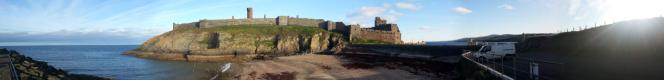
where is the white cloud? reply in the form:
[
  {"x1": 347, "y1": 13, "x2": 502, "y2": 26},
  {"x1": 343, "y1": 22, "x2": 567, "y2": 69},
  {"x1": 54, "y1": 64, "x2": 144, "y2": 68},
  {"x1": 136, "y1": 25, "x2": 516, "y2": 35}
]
[
  {"x1": 0, "y1": 28, "x2": 166, "y2": 45},
  {"x1": 382, "y1": 3, "x2": 392, "y2": 8},
  {"x1": 359, "y1": 7, "x2": 388, "y2": 17},
  {"x1": 418, "y1": 26, "x2": 432, "y2": 31},
  {"x1": 498, "y1": 4, "x2": 514, "y2": 11},
  {"x1": 396, "y1": 2, "x2": 419, "y2": 10},
  {"x1": 346, "y1": 6, "x2": 388, "y2": 25},
  {"x1": 568, "y1": 0, "x2": 581, "y2": 16},
  {"x1": 346, "y1": 2, "x2": 416, "y2": 27},
  {"x1": 452, "y1": 6, "x2": 472, "y2": 15}
]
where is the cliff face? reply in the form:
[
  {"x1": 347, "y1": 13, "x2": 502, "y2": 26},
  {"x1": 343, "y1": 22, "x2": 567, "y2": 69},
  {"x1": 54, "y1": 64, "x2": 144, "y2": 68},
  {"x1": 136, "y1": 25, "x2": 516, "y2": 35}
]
[{"x1": 128, "y1": 25, "x2": 346, "y2": 61}]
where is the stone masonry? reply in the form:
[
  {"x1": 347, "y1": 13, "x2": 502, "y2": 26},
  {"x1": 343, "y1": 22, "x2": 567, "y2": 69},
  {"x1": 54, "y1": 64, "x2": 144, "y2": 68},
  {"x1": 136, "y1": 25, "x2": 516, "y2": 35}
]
[
  {"x1": 172, "y1": 8, "x2": 402, "y2": 44},
  {"x1": 247, "y1": 7, "x2": 253, "y2": 19}
]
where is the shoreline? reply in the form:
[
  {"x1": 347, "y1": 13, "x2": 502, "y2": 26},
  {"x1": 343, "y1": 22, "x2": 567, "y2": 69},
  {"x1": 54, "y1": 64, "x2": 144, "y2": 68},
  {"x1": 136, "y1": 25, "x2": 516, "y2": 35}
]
[
  {"x1": 223, "y1": 47, "x2": 460, "y2": 80},
  {"x1": 124, "y1": 51, "x2": 254, "y2": 62},
  {"x1": 125, "y1": 46, "x2": 468, "y2": 80},
  {"x1": 0, "y1": 48, "x2": 111, "y2": 80}
]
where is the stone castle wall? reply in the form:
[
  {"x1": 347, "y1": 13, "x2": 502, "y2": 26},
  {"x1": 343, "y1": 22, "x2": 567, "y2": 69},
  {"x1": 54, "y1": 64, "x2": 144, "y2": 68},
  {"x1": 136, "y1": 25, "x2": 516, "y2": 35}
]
[
  {"x1": 172, "y1": 17, "x2": 329, "y2": 30},
  {"x1": 173, "y1": 23, "x2": 198, "y2": 30},
  {"x1": 277, "y1": 16, "x2": 288, "y2": 25},
  {"x1": 372, "y1": 24, "x2": 399, "y2": 31},
  {"x1": 286, "y1": 18, "x2": 325, "y2": 27},
  {"x1": 173, "y1": 17, "x2": 402, "y2": 44},
  {"x1": 347, "y1": 18, "x2": 402, "y2": 44},
  {"x1": 319, "y1": 21, "x2": 350, "y2": 36},
  {"x1": 171, "y1": 8, "x2": 402, "y2": 44},
  {"x1": 200, "y1": 18, "x2": 276, "y2": 28},
  {"x1": 351, "y1": 28, "x2": 402, "y2": 44}
]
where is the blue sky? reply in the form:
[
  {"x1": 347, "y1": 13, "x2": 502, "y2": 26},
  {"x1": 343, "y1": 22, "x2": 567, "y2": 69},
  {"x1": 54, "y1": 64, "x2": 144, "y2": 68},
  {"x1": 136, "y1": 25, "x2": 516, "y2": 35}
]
[{"x1": 1, "y1": 0, "x2": 663, "y2": 45}]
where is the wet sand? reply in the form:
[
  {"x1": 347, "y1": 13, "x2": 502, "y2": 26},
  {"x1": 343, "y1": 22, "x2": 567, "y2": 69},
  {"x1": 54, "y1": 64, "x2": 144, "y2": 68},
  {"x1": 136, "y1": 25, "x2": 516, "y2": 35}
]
[{"x1": 222, "y1": 48, "x2": 458, "y2": 80}]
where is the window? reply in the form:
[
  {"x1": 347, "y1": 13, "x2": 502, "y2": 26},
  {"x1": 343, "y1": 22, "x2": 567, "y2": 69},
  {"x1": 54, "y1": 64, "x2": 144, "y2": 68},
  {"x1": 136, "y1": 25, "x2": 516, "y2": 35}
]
[{"x1": 481, "y1": 46, "x2": 492, "y2": 52}]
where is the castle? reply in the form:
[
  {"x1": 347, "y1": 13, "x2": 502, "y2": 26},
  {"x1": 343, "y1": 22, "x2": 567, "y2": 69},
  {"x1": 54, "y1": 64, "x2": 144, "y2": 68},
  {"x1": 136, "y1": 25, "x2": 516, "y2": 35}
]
[{"x1": 172, "y1": 7, "x2": 402, "y2": 44}]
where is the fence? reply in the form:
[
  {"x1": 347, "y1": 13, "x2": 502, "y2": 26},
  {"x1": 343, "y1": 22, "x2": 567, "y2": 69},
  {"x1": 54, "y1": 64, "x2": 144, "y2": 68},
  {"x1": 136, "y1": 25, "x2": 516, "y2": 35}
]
[
  {"x1": 461, "y1": 51, "x2": 564, "y2": 80},
  {"x1": 7, "y1": 51, "x2": 20, "y2": 80},
  {"x1": 4, "y1": 49, "x2": 58, "y2": 80}
]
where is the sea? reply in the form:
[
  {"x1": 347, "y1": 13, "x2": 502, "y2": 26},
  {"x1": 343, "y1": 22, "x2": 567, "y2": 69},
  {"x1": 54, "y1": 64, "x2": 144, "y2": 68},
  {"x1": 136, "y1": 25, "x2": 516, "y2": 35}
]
[{"x1": 0, "y1": 45, "x2": 225, "y2": 80}]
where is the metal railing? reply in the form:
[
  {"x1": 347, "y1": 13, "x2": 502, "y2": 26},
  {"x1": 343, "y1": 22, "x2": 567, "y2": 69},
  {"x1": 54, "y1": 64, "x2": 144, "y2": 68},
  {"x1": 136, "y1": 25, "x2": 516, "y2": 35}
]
[
  {"x1": 7, "y1": 51, "x2": 21, "y2": 80},
  {"x1": 462, "y1": 51, "x2": 564, "y2": 80}
]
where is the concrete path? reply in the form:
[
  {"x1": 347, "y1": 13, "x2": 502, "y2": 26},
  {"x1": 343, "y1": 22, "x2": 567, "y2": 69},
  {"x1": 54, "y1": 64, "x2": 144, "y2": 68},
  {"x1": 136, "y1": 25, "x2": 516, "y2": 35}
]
[{"x1": 0, "y1": 54, "x2": 12, "y2": 80}]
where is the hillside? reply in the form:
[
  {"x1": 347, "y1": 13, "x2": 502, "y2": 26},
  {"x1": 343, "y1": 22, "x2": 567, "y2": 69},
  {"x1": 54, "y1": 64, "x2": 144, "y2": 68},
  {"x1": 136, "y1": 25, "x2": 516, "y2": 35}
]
[
  {"x1": 518, "y1": 17, "x2": 664, "y2": 80},
  {"x1": 519, "y1": 18, "x2": 664, "y2": 53},
  {"x1": 452, "y1": 33, "x2": 555, "y2": 42},
  {"x1": 126, "y1": 24, "x2": 347, "y2": 62}
]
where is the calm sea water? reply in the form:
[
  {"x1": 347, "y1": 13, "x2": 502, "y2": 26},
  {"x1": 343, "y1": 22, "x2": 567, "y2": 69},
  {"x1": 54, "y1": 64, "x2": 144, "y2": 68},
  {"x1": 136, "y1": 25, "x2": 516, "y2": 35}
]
[{"x1": 0, "y1": 45, "x2": 225, "y2": 80}]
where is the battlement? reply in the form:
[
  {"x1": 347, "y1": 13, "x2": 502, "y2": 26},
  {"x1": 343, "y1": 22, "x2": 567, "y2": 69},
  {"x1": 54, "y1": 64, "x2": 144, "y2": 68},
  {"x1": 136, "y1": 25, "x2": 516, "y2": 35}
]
[
  {"x1": 285, "y1": 17, "x2": 325, "y2": 27},
  {"x1": 372, "y1": 24, "x2": 399, "y2": 32},
  {"x1": 172, "y1": 17, "x2": 333, "y2": 29},
  {"x1": 171, "y1": 7, "x2": 402, "y2": 44}
]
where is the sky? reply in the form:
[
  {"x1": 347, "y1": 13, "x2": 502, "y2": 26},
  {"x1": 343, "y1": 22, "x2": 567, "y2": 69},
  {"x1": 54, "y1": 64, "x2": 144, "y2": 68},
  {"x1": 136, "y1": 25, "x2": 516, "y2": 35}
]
[{"x1": 1, "y1": 0, "x2": 663, "y2": 45}]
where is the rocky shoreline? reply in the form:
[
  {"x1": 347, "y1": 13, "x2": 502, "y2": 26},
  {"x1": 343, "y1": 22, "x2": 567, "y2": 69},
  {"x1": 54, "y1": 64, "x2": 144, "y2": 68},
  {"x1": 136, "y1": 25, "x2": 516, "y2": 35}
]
[
  {"x1": 124, "y1": 51, "x2": 250, "y2": 62},
  {"x1": 0, "y1": 48, "x2": 110, "y2": 80}
]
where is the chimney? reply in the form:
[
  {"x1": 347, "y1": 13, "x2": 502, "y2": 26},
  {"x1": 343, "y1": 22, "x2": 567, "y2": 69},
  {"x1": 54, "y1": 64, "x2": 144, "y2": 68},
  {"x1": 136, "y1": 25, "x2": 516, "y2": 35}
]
[{"x1": 247, "y1": 7, "x2": 253, "y2": 19}]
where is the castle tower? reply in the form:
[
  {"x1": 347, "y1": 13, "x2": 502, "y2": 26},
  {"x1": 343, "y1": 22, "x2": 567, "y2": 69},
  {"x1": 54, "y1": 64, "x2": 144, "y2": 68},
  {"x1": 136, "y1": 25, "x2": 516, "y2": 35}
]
[
  {"x1": 389, "y1": 24, "x2": 399, "y2": 32},
  {"x1": 348, "y1": 24, "x2": 361, "y2": 41},
  {"x1": 374, "y1": 17, "x2": 386, "y2": 26},
  {"x1": 277, "y1": 16, "x2": 289, "y2": 25},
  {"x1": 247, "y1": 7, "x2": 253, "y2": 19}
]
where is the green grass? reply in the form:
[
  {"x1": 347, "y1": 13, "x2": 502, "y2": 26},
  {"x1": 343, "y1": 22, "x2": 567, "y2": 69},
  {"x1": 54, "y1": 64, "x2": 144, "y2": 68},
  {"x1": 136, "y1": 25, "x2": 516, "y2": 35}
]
[
  {"x1": 256, "y1": 40, "x2": 274, "y2": 47},
  {"x1": 351, "y1": 37, "x2": 390, "y2": 44}
]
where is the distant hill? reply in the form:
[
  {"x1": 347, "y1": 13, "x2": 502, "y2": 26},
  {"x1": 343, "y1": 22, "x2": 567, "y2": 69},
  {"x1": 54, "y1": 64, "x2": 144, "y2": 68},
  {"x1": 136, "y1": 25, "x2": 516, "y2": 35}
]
[
  {"x1": 454, "y1": 33, "x2": 554, "y2": 42},
  {"x1": 426, "y1": 33, "x2": 554, "y2": 46},
  {"x1": 425, "y1": 41, "x2": 467, "y2": 46},
  {"x1": 454, "y1": 34, "x2": 522, "y2": 42}
]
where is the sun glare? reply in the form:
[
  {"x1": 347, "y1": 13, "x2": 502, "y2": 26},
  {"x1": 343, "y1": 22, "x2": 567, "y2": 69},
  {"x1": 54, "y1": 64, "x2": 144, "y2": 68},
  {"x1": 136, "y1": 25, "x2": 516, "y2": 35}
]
[{"x1": 602, "y1": 0, "x2": 664, "y2": 21}]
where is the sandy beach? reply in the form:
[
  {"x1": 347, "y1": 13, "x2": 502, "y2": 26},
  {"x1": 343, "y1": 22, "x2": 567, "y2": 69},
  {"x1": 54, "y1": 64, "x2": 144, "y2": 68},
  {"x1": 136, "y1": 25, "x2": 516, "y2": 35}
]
[{"x1": 219, "y1": 48, "x2": 458, "y2": 80}]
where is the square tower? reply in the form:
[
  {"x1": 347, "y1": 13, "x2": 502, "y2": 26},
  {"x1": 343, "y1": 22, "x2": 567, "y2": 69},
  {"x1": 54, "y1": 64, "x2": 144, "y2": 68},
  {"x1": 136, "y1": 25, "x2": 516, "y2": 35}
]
[
  {"x1": 247, "y1": 7, "x2": 253, "y2": 19},
  {"x1": 374, "y1": 17, "x2": 386, "y2": 26},
  {"x1": 277, "y1": 16, "x2": 289, "y2": 25}
]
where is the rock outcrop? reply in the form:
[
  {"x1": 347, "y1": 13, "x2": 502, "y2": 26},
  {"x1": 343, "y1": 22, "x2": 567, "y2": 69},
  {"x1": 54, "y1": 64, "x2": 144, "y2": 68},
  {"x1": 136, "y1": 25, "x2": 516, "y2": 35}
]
[
  {"x1": 127, "y1": 25, "x2": 347, "y2": 61},
  {"x1": 0, "y1": 49, "x2": 111, "y2": 80}
]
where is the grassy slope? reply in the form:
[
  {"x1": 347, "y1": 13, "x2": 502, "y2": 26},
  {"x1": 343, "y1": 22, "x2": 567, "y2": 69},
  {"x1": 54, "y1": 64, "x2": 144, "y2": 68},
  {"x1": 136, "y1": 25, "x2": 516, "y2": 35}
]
[
  {"x1": 520, "y1": 18, "x2": 664, "y2": 53},
  {"x1": 351, "y1": 37, "x2": 390, "y2": 44},
  {"x1": 201, "y1": 24, "x2": 330, "y2": 36},
  {"x1": 165, "y1": 24, "x2": 344, "y2": 47},
  {"x1": 518, "y1": 18, "x2": 664, "y2": 80},
  {"x1": 179, "y1": 24, "x2": 385, "y2": 44}
]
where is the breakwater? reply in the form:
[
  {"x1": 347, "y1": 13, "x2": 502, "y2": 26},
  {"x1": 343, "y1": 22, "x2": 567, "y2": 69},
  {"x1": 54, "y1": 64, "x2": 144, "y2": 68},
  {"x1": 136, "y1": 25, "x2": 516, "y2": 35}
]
[{"x1": 0, "y1": 48, "x2": 110, "y2": 80}]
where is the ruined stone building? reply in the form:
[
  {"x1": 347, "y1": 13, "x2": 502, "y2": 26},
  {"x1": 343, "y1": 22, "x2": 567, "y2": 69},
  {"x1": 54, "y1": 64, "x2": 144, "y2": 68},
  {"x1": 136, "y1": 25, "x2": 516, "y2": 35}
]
[{"x1": 172, "y1": 7, "x2": 402, "y2": 44}]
